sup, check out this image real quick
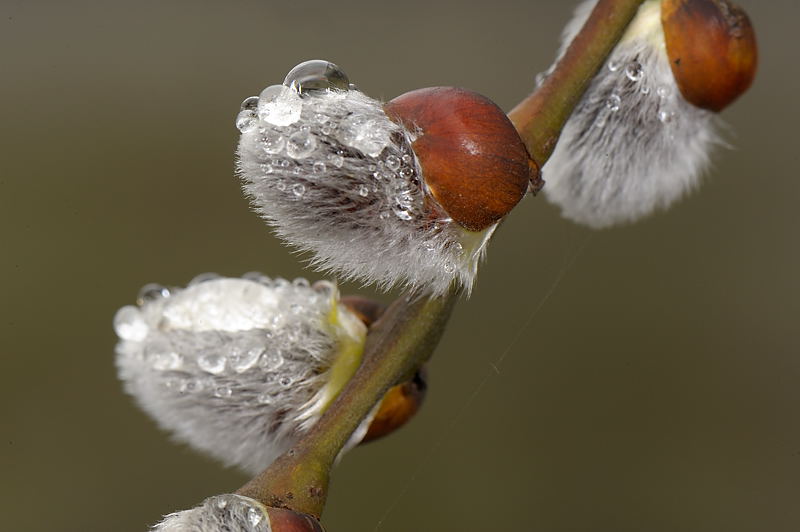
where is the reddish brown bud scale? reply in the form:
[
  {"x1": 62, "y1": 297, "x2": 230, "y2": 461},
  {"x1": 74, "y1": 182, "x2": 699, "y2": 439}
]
[
  {"x1": 362, "y1": 369, "x2": 427, "y2": 443},
  {"x1": 384, "y1": 87, "x2": 539, "y2": 232},
  {"x1": 662, "y1": 0, "x2": 757, "y2": 112},
  {"x1": 266, "y1": 507, "x2": 327, "y2": 531}
]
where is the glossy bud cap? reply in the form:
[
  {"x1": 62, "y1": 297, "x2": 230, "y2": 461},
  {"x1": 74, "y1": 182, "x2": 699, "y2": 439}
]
[
  {"x1": 384, "y1": 87, "x2": 540, "y2": 232},
  {"x1": 362, "y1": 369, "x2": 427, "y2": 444},
  {"x1": 662, "y1": 0, "x2": 757, "y2": 112}
]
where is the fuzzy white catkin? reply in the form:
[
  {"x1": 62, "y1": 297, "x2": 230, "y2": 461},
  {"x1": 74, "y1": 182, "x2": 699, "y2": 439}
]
[
  {"x1": 542, "y1": 0, "x2": 720, "y2": 228},
  {"x1": 236, "y1": 63, "x2": 491, "y2": 296},
  {"x1": 151, "y1": 494, "x2": 270, "y2": 532},
  {"x1": 114, "y1": 274, "x2": 368, "y2": 474}
]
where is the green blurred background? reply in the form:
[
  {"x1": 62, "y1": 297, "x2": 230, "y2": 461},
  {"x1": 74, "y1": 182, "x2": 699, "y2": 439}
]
[{"x1": 2, "y1": 0, "x2": 798, "y2": 530}]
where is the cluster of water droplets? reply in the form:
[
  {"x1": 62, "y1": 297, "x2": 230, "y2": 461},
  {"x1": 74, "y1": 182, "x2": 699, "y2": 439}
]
[
  {"x1": 236, "y1": 59, "x2": 427, "y2": 224},
  {"x1": 234, "y1": 60, "x2": 487, "y2": 294},
  {"x1": 114, "y1": 274, "x2": 339, "y2": 408},
  {"x1": 591, "y1": 56, "x2": 680, "y2": 129},
  {"x1": 153, "y1": 494, "x2": 271, "y2": 532}
]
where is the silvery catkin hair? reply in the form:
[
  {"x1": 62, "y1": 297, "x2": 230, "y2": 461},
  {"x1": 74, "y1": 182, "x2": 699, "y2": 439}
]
[
  {"x1": 151, "y1": 494, "x2": 270, "y2": 532},
  {"x1": 114, "y1": 274, "x2": 368, "y2": 474},
  {"x1": 235, "y1": 62, "x2": 495, "y2": 296},
  {"x1": 543, "y1": 0, "x2": 719, "y2": 228}
]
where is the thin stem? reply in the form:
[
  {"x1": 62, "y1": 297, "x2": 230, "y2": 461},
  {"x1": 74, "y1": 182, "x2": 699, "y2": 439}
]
[
  {"x1": 238, "y1": 290, "x2": 458, "y2": 518},
  {"x1": 237, "y1": 0, "x2": 646, "y2": 520},
  {"x1": 509, "y1": 0, "x2": 646, "y2": 164}
]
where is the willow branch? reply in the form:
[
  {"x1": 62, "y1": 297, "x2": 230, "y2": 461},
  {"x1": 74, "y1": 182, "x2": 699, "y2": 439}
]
[
  {"x1": 238, "y1": 290, "x2": 458, "y2": 518},
  {"x1": 237, "y1": 0, "x2": 646, "y2": 520},
  {"x1": 509, "y1": 0, "x2": 646, "y2": 164}
]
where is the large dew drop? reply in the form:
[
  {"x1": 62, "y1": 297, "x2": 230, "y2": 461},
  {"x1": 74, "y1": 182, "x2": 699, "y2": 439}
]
[{"x1": 283, "y1": 59, "x2": 350, "y2": 94}]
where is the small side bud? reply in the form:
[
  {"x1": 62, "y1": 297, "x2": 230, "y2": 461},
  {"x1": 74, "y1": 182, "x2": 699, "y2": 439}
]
[
  {"x1": 152, "y1": 494, "x2": 325, "y2": 532},
  {"x1": 361, "y1": 369, "x2": 427, "y2": 444},
  {"x1": 662, "y1": 0, "x2": 757, "y2": 112}
]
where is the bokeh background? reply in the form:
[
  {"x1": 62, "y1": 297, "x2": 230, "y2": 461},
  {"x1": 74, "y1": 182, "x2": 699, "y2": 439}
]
[{"x1": 2, "y1": 0, "x2": 798, "y2": 530}]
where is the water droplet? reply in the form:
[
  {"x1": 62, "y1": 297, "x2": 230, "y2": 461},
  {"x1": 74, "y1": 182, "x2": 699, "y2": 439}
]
[
  {"x1": 151, "y1": 351, "x2": 183, "y2": 371},
  {"x1": 291, "y1": 183, "x2": 306, "y2": 198},
  {"x1": 606, "y1": 93, "x2": 621, "y2": 112},
  {"x1": 189, "y1": 272, "x2": 220, "y2": 286},
  {"x1": 113, "y1": 306, "x2": 148, "y2": 341},
  {"x1": 640, "y1": 85, "x2": 651, "y2": 95},
  {"x1": 276, "y1": 180, "x2": 287, "y2": 192},
  {"x1": 392, "y1": 206, "x2": 413, "y2": 221},
  {"x1": 235, "y1": 110, "x2": 256, "y2": 132},
  {"x1": 257, "y1": 84, "x2": 303, "y2": 126},
  {"x1": 240, "y1": 96, "x2": 259, "y2": 112},
  {"x1": 259, "y1": 129, "x2": 285, "y2": 154},
  {"x1": 243, "y1": 271, "x2": 272, "y2": 285},
  {"x1": 329, "y1": 152, "x2": 344, "y2": 168},
  {"x1": 379, "y1": 211, "x2": 391, "y2": 220},
  {"x1": 293, "y1": 278, "x2": 310, "y2": 288},
  {"x1": 443, "y1": 261, "x2": 456, "y2": 274},
  {"x1": 358, "y1": 185, "x2": 369, "y2": 197},
  {"x1": 625, "y1": 61, "x2": 643, "y2": 82},
  {"x1": 385, "y1": 154, "x2": 401, "y2": 170},
  {"x1": 312, "y1": 161, "x2": 326, "y2": 174},
  {"x1": 312, "y1": 280, "x2": 335, "y2": 297},
  {"x1": 535, "y1": 71, "x2": 547, "y2": 87},
  {"x1": 182, "y1": 378, "x2": 202, "y2": 393},
  {"x1": 279, "y1": 376, "x2": 293, "y2": 387},
  {"x1": 399, "y1": 167, "x2": 414, "y2": 179},
  {"x1": 656, "y1": 86, "x2": 670, "y2": 99},
  {"x1": 216, "y1": 497, "x2": 229, "y2": 510},
  {"x1": 213, "y1": 385, "x2": 232, "y2": 398},
  {"x1": 247, "y1": 507, "x2": 264, "y2": 527},
  {"x1": 262, "y1": 351, "x2": 285, "y2": 371},
  {"x1": 338, "y1": 115, "x2": 391, "y2": 157},
  {"x1": 283, "y1": 60, "x2": 350, "y2": 94},
  {"x1": 256, "y1": 392, "x2": 273, "y2": 405},
  {"x1": 137, "y1": 283, "x2": 170, "y2": 305},
  {"x1": 198, "y1": 352, "x2": 226, "y2": 374},
  {"x1": 593, "y1": 110, "x2": 608, "y2": 128},
  {"x1": 607, "y1": 60, "x2": 621, "y2": 72},
  {"x1": 286, "y1": 130, "x2": 317, "y2": 159},
  {"x1": 230, "y1": 347, "x2": 263, "y2": 373},
  {"x1": 401, "y1": 154, "x2": 412, "y2": 164},
  {"x1": 658, "y1": 110, "x2": 674, "y2": 123},
  {"x1": 314, "y1": 113, "x2": 329, "y2": 124},
  {"x1": 453, "y1": 242, "x2": 463, "y2": 253}
]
